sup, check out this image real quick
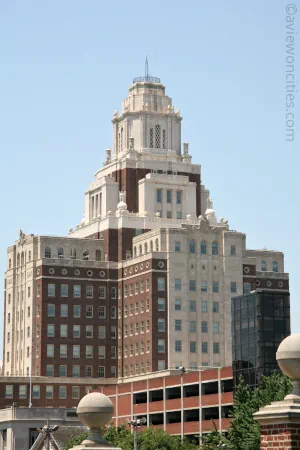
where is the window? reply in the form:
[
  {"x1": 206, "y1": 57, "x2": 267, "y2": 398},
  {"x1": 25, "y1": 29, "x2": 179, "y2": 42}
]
[
  {"x1": 86, "y1": 305, "x2": 93, "y2": 318},
  {"x1": 213, "y1": 322, "x2": 219, "y2": 334},
  {"x1": 59, "y1": 386, "x2": 67, "y2": 399},
  {"x1": 158, "y1": 339, "x2": 165, "y2": 353},
  {"x1": 175, "y1": 340, "x2": 182, "y2": 352},
  {"x1": 73, "y1": 305, "x2": 81, "y2": 318},
  {"x1": 60, "y1": 324, "x2": 68, "y2": 338},
  {"x1": 85, "y1": 366, "x2": 92, "y2": 377},
  {"x1": 176, "y1": 191, "x2": 182, "y2": 204},
  {"x1": 202, "y1": 342, "x2": 208, "y2": 353},
  {"x1": 111, "y1": 326, "x2": 117, "y2": 339},
  {"x1": 45, "y1": 247, "x2": 51, "y2": 258},
  {"x1": 244, "y1": 282, "x2": 251, "y2": 294},
  {"x1": 155, "y1": 124, "x2": 161, "y2": 148},
  {"x1": 231, "y1": 282, "x2": 237, "y2": 293},
  {"x1": 5, "y1": 385, "x2": 13, "y2": 399},
  {"x1": 59, "y1": 365, "x2": 67, "y2": 377},
  {"x1": 230, "y1": 245, "x2": 236, "y2": 256},
  {"x1": 73, "y1": 345, "x2": 80, "y2": 359},
  {"x1": 176, "y1": 211, "x2": 182, "y2": 219},
  {"x1": 201, "y1": 281, "x2": 207, "y2": 292},
  {"x1": 158, "y1": 278, "x2": 165, "y2": 291},
  {"x1": 140, "y1": 280, "x2": 144, "y2": 293},
  {"x1": 213, "y1": 342, "x2": 220, "y2": 354},
  {"x1": 175, "y1": 279, "x2": 181, "y2": 290},
  {"x1": 189, "y1": 280, "x2": 196, "y2": 291},
  {"x1": 46, "y1": 365, "x2": 54, "y2": 376},
  {"x1": 140, "y1": 321, "x2": 144, "y2": 333},
  {"x1": 60, "y1": 345, "x2": 67, "y2": 358},
  {"x1": 47, "y1": 344, "x2": 54, "y2": 358},
  {"x1": 189, "y1": 300, "x2": 196, "y2": 312},
  {"x1": 201, "y1": 301, "x2": 208, "y2": 313},
  {"x1": 98, "y1": 366, "x2": 105, "y2": 378},
  {"x1": 167, "y1": 190, "x2": 172, "y2": 203},
  {"x1": 200, "y1": 240, "x2": 207, "y2": 254},
  {"x1": 190, "y1": 341, "x2": 196, "y2": 353},
  {"x1": 212, "y1": 241, "x2": 218, "y2": 255},
  {"x1": 72, "y1": 386, "x2": 80, "y2": 399},
  {"x1": 190, "y1": 321, "x2": 197, "y2": 333},
  {"x1": 146, "y1": 299, "x2": 150, "y2": 311},
  {"x1": 155, "y1": 239, "x2": 159, "y2": 251},
  {"x1": 213, "y1": 302, "x2": 219, "y2": 313},
  {"x1": 32, "y1": 385, "x2": 40, "y2": 399},
  {"x1": 156, "y1": 189, "x2": 162, "y2": 203},
  {"x1": 99, "y1": 286, "x2": 106, "y2": 299},
  {"x1": 175, "y1": 298, "x2": 181, "y2": 311},
  {"x1": 146, "y1": 279, "x2": 150, "y2": 291},
  {"x1": 175, "y1": 319, "x2": 182, "y2": 331},
  {"x1": 70, "y1": 248, "x2": 77, "y2": 259},
  {"x1": 146, "y1": 341, "x2": 150, "y2": 352},
  {"x1": 98, "y1": 346, "x2": 105, "y2": 359},
  {"x1": 86, "y1": 286, "x2": 93, "y2": 298},
  {"x1": 83, "y1": 250, "x2": 89, "y2": 260},
  {"x1": 9, "y1": 258, "x2": 12, "y2": 269},
  {"x1": 158, "y1": 298, "x2": 165, "y2": 311},
  {"x1": 111, "y1": 286, "x2": 117, "y2": 299},
  {"x1": 28, "y1": 286, "x2": 31, "y2": 298},
  {"x1": 130, "y1": 324, "x2": 134, "y2": 336},
  {"x1": 135, "y1": 322, "x2": 139, "y2": 334},
  {"x1": 98, "y1": 326, "x2": 106, "y2": 339},
  {"x1": 7, "y1": 312, "x2": 10, "y2": 324},
  {"x1": 86, "y1": 325, "x2": 93, "y2": 338},
  {"x1": 60, "y1": 304, "x2": 68, "y2": 317},
  {"x1": 60, "y1": 284, "x2": 68, "y2": 297},
  {"x1": 48, "y1": 284, "x2": 55, "y2": 297},
  {"x1": 261, "y1": 260, "x2": 267, "y2": 271},
  {"x1": 111, "y1": 346, "x2": 117, "y2": 359},
  {"x1": 73, "y1": 285, "x2": 81, "y2": 298},
  {"x1": 272, "y1": 261, "x2": 278, "y2": 272},
  {"x1": 189, "y1": 239, "x2": 196, "y2": 253},
  {"x1": 175, "y1": 241, "x2": 181, "y2": 252},
  {"x1": 150, "y1": 127, "x2": 153, "y2": 148},
  {"x1": 157, "y1": 318, "x2": 165, "y2": 332},
  {"x1": 86, "y1": 345, "x2": 93, "y2": 358},
  {"x1": 27, "y1": 326, "x2": 30, "y2": 338},
  {"x1": 212, "y1": 281, "x2": 219, "y2": 293},
  {"x1": 73, "y1": 325, "x2": 80, "y2": 338},
  {"x1": 72, "y1": 366, "x2": 80, "y2": 377},
  {"x1": 58, "y1": 247, "x2": 64, "y2": 258},
  {"x1": 96, "y1": 250, "x2": 102, "y2": 261},
  {"x1": 47, "y1": 324, "x2": 55, "y2": 338},
  {"x1": 201, "y1": 321, "x2": 208, "y2": 333}
]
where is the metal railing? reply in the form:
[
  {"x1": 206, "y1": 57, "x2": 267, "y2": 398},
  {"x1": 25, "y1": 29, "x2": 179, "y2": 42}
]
[{"x1": 133, "y1": 76, "x2": 161, "y2": 83}]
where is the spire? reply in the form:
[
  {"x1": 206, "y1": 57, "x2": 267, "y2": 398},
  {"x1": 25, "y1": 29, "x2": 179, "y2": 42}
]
[{"x1": 145, "y1": 56, "x2": 149, "y2": 80}]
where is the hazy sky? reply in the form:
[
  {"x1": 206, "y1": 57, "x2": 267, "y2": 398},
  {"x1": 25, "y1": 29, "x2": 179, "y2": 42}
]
[{"x1": 0, "y1": 0, "x2": 298, "y2": 356}]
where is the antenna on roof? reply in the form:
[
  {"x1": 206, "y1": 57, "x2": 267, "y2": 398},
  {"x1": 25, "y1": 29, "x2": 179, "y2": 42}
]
[{"x1": 145, "y1": 56, "x2": 149, "y2": 80}]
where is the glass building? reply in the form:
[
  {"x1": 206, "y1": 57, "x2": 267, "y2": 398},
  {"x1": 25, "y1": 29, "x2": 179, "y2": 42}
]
[{"x1": 232, "y1": 291, "x2": 290, "y2": 388}]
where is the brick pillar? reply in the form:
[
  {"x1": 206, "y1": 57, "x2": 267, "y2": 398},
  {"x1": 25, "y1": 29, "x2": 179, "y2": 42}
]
[{"x1": 254, "y1": 395, "x2": 300, "y2": 450}]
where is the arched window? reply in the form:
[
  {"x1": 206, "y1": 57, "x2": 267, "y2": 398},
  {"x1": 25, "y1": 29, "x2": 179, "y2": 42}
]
[
  {"x1": 155, "y1": 124, "x2": 161, "y2": 148},
  {"x1": 118, "y1": 132, "x2": 121, "y2": 152},
  {"x1": 200, "y1": 240, "x2": 207, "y2": 255},
  {"x1": 272, "y1": 261, "x2": 278, "y2": 272},
  {"x1": 150, "y1": 241, "x2": 153, "y2": 252},
  {"x1": 155, "y1": 239, "x2": 159, "y2": 252},
  {"x1": 261, "y1": 260, "x2": 267, "y2": 272},
  {"x1": 139, "y1": 245, "x2": 143, "y2": 256},
  {"x1": 149, "y1": 128, "x2": 154, "y2": 148},
  {"x1": 134, "y1": 247, "x2": 137, "y2": 257},
  {"x1": 58, "y1": 248, "x2": 64, "y2": 258},
  {"x1": 17, "y1": 254, "x2": 20, "y2": 267},
  {"x1": 120, "y1": 127, "x2": 123, "y2": 150},
  {"x1": 212, "y1": 241, "x2": 218, "y2": 255},
  {"x1": 83, "y1": 250, "x2": 89, "y2": 261},
  {"x1": 96, "y1": 250, "x2": 102, "y2": 262},
  {"x1": 45, "y1": 247, "x2": 51, "y2": 258},
  {"x1": 189, "y1": 239, "x2": 196, "y2": 254},
  {"x1": 21, "y1": 252, "x2": 24, "y2": 266},
  {"x1": 70, "y1": 248, "x2": 76, "y2": 259},
  {"x1": 144, "y1": 243, "x2": 148, "y2": 254},
  {"x1": 28, "y1": 251, "x2": 31, "y2": 262}
]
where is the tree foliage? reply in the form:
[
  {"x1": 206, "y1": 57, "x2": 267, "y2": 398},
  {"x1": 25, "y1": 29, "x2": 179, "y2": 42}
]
[{"x1": 201, "y1": 371, "x2": 292, "y2": 450}]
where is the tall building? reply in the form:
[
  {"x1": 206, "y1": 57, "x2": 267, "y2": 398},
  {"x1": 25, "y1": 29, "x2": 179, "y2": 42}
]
[{"x1": 3, "y1": 72, "x2": 289, "y2": 386}]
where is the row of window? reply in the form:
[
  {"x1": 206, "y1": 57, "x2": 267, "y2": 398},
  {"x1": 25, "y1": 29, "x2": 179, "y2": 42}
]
[
  {"x1": 123, "y1": 298, "x2": 152, "y2": 316},
  {"x1": 124, "y1": 341, "x2": 151, "y2": 356},
  {"x1": 173, "y1": 279, "x2": 220, "y2": 292},
  {"x1": 45, "y1": 364, "x2": 116, "y2": 378},
  {"x1": 46, "y1": 344, "x2": 117, "y2": 360},
  {"x1": 156, "y1": 339, "x2": 220, "y2": 354},
  {"x1": 14, "y1": 251, "x2": 32, "y2": 268},
  {"x1": 124, "y1": 361, "x2": 152, "y2": 377},
  {"x1": 124, "y1": 280, "x2": 150, "y2": 296},
  {"x1": 173, "y1": 320, "x2": 220, "y2": 334},
  {"x1": 47, "y1": 284, "x2": 116, "y2": 299},
  {"x1": 46, "y1": 304, "x2": 116, "y2": 319},
  {"x1": 124, "y1": 320, "x2": 150, "y2": 336},
  {"x1": 175, "y1": 240, "x2": 234, "y2": 256},
  {"x1": 44, "y1": 248, "x2": 102, "y2": 261},
  {"x1": 174, "y1": 298, "x2": 220, "y2": 313},
  {"x1": 47, "y1": 324, "x2": 116, "y2": 339},
  {"x1": 261, "y1": 260, "x2": 278, "y2": 272},
  {"x1": 156, "y1": 189, "x2": 182, "y2": 204}
]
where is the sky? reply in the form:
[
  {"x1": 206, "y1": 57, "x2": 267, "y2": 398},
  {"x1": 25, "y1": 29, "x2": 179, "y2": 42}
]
[{"x1": 0, "y1": 0, "x2": 298, "y2": 357}]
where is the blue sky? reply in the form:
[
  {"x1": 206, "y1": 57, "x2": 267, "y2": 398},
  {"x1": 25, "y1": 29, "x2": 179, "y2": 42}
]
[{"x1": 0, "y1": 0, "x2": 298, "y2": 356}]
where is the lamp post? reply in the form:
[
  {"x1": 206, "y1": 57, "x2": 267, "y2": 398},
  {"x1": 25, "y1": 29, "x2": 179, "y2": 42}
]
[{"x1": 129, "y1": 417, "x2": 146, "y2": 450}]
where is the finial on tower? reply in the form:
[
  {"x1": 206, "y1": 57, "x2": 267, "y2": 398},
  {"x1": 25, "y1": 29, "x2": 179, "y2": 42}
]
[{"x1": 145, "y1": 56, "x2": 149, "y2": 80}]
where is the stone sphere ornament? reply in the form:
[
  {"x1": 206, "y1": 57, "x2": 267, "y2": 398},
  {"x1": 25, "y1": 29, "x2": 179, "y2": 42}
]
[{"x1": 277, "y1": 334, "x2": 300, "y2": 398}]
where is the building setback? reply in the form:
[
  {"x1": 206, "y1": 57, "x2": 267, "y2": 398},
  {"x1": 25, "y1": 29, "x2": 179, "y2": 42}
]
[{"x1": 1, "y1": 72, "x2": 290, "y2": 437}]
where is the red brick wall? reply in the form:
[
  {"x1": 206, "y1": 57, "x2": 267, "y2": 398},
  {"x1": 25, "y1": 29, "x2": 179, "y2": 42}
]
[{"x1": 260, "y1": 423, "x2": 300, "y2": 450}]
